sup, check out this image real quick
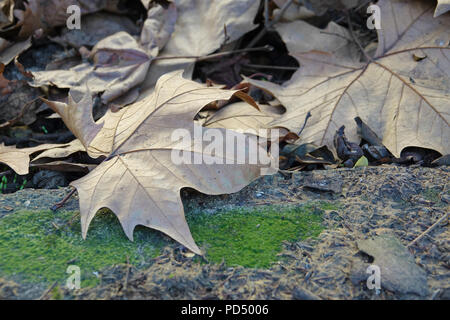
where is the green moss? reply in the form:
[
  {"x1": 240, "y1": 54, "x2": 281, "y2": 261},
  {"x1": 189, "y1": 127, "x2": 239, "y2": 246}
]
[
  {"x1": 0, "y1": 209, "x2": 165, "y2": 287},
  {"x1": 51, "y1": 286, "x2": 63, "y2": 300},
  {"x1": 188, "y1": 202, "x2": 328, "y2": 268},
  {"x1": 0, "y1": 201, "x2": 333, "y2": 287},
  {"x1": 422, "y1": 188, "x2": 444, "y2": 205}
]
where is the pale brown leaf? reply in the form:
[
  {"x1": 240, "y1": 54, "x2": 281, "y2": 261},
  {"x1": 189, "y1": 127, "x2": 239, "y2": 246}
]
[
  {"x1": 0, "y1": 143, "x2": 70, "y2": 175},
  {"x1": 248, "y1": 0, "x2": 450, "y2": 157},
  {"x1": 140, "y1": 0, "x2": 260, "y2": 92},
  {"x1": 435, "y1": 0, "x2": 450, "y2": 17},
  {"x1": 41, "y1": 92, "x2": 103, "y2": 156},
  {"x1": 53, "y1": 70, "x2": 270, "y2": 254},
  {"x1": 32, "y1": 139, "x2": 86, "y2": 161},
  {"x1": 204, "y1": 101, "x2": 287, "y2": 138},
  {"x1": 30, "y1": 3, "x2": 176, "y2": 103}
]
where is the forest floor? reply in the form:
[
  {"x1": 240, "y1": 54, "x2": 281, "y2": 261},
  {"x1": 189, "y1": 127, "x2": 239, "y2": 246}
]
[{"x1": 0, "y1": 164, "x2": 448, "y2": 300}]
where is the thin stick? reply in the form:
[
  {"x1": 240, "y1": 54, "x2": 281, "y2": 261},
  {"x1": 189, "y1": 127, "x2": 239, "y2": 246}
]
[
  {"x1": 346, "y1": 11, "x2": 372, "y2": 62},
  {"x1": 152, "y1": 45, "x2": 273, "y2": 62},
  {"x1": 408, "y1": 212, "x2": 449, "y2": 247},
  {"x1": 243, "y1": 63, "x2": 299, "y2": 71},
  {"x1": 0, "y1": 97, "x2": 42, "y2": 129},
  {"x1": 264, "y1": 0, "x2": 270, "y2": 26},
  {"x1": 298, "y1": 112, "x2": 312, "y2": 136},
  {"x1": 51, "y1": 187, "x2": 76, "y2": 211},
  {"x1": 39, "y1": 281, "x2": 57, "y2": 300},
  {"x1": 123, "y1": 256, "x2": 131, "y2": 291}
]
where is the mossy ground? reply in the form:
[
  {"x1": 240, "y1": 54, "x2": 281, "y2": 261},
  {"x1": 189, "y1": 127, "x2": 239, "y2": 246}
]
[
  {"x1": 0, "y1": 202, "x2": 334, "y2": 288},
  {"x1": 190, "y1": 203, "x2": 331, "y2": 268}
]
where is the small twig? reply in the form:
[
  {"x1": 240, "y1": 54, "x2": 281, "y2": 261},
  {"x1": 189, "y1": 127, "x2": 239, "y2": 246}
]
[
  {"x1": 123, "y1": 256, "x2": 131, "y2": 291},
  {"x1": 242, "y1": 63, "x2": 299, "y2": 71},
  {"x1": 408, "y1": 212, "x2": 449, "y2": 247},
  {"x1": 0, "y1": 97, "x2": 42, "y2": 129},
  {"x1": 346, "y1": 11, "x2": 372, "y2": 62},
  {"x1": 319, "y1": 31, "x2": 353, "y2": 43},
  {"x1": 245, "y1": 0, "x2": 294, "y2": 49},
  {"x1": 39, "y1": 281, "x2": 57, "y2": 300},
  {"x1": 334, "y1": 0, "x2": 373, "y2": 24},
  {"x1": 152, "y1": 46, "x2": 273, "y2": 62},
  {"x1": 264, "y1": 0, "x2": 270, "y2": 26},
  {"x1": 298, "y1": 112, "x2": 312, "y2": 136},
  {"x1": 51, "y1": 187, "x2": 76, "y2": 211}
]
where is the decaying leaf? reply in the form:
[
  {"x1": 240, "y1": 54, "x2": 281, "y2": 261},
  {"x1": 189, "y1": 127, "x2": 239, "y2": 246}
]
[
  {"x1": 12, "y1": 0, "x2": 121, "y2": 38},
  {"x1": 248, "y1": 0, "x2": 450, "y2": 157},
  {"x1": 50, "y1": 12, "x2": 140, "y2": 49},
  {"x1": 0, "y1": 63, "x2": 40, "y2": 126},
  {"x1": 435, "y1": 0, "x2": 450, "y2": 17},
  {"x1": 31, "y1": 32, "x2": 152, "y2": 103},
  {"x1": 30, "y1": 3, "x2": 177, "y2": 103},
  {"x1": 52, "y1": 70, "x2": 271, "y2": 254}
]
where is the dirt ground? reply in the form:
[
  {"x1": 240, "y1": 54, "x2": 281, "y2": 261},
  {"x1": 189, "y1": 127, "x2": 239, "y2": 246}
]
[{"x1": 0, "y1": 164, "x2": 449, "y2": 300}]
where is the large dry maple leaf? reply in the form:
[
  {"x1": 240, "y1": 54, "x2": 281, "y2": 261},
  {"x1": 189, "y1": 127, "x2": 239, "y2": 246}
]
[
  {"x1": 248, "y1": 0, "x2": 449, "y2": 157},
  {"x1": 51, "y1": 70, "x2": 270, "y2": 254}
]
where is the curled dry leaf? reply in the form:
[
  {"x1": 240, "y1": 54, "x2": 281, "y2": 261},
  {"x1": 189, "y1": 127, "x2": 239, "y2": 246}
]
[
  {"x1": 32, "y1": 139, "x2": 86, "y2": 161},
  {"x1": 0, "y1": 0, "x2": 14, "y2": 29},
  {"x1": 0, "y1": 37, "x2": 31, "y2": 65},
  {"x1": 435, "y1": 0, "x2": 450, "y2": 17},
  {"x1": 0, "y1": 143, "x2": 69, "y2": 175},
  {"x1": 248, "y1": 0, "x2": 450, "y2": 157},
  {"x1": 52, "y1": 70, "x2": 271, "y2": 254}
]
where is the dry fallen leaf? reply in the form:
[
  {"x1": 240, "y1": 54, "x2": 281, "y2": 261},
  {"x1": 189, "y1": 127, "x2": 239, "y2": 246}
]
[
  {"x1": 12, "y1": 0, "x2": 121, "y2": 38},
  {"x1": 248, "y1": 0, "x2": 449, "y2": 157},
  {"x1": 32, "y1": 139, "x2": 87, "y2": 161},
  {"x1": 50, "y1": 12, "x2": 140, "y2": 49},
  {"x1": 0, "y1": 37, "x2": 31, "y2": 65},
  {"x1": 0, "y1": 0, "x2": 14, "y2": 29},
  {"x1": 140, "y1": 0, "x2": 260, "y2": 93},
  {"x1": 30, "y1": 3, "x2": 176, "y2": 103},
  {"x1": 204, "y1": 101, "x2": 287, "y2": 138},
  {"x1": 0, "y1": 143, "x2": 69, "y2": 175},
  {"x1": 52, "y1": 70, "x2": 270, "y2": 254},
  {"x1": 435, "y1": 0, "x2": 450, "y2": 17},
  {"x1": 42, "y1": 92, "x2": 103, "y2": 154},
  {"x1": 31, "y1": 32, "x2": 152, "y2": 103}
]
